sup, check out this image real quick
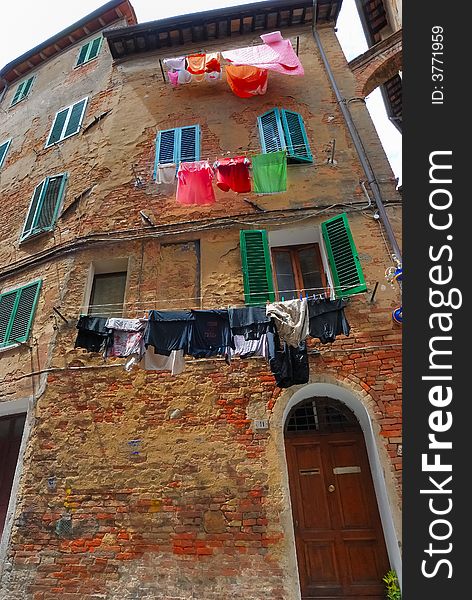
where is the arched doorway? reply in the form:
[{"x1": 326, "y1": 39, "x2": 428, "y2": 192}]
[{"x1": 284, "y1": 397, "x2": 390, "y2": 598}]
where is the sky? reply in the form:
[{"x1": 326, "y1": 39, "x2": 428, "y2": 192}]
[{"x1": 0, "y1": 0, "x2": 401, "y2": 184}]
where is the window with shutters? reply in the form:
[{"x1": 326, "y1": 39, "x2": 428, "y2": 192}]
[
  {"x1": 20, "y1": 173, "x2": 68, "y2": 242},
  {"x1": 0, "y1": 139, "x2": 11, "y2": 169},
  {"x1": 153, "y1": 125, "x2": 200, "y2": 178},
  {"x1": 45, "y1": 98, "x2": 88, "y2": 147},
  {"x1": 10, "y1": 76, "x2": 34, "y2": 107},
  {"x1": 257, "y1": 108, "x2": 312, "y2": 164},
  {"x1": 0, "y1": 281, "x2": 42, "y2": 349},
  {"x1": 240, "y1": 215, "x2": 366, "y2": 304},
  {"x1": 76, "y1": 37, "x2": 103, "y2": 67}
]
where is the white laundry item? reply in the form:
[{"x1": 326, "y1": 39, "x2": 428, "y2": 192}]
[
  {"x1": 107, "y1": 330, "x2": 145, "y2": 359},
  {"x1": 105, "y1": 318, "x2": 143, "y2": 332},
  {"x1": 205, "y1": 70, "x2": 222, "y2": 81},
  {"x1": 177, "y1": 69, "x2": 192, "y2": 84},
  {"x1": 266, "y1": 298, "x2": 309, "y2": 347},
  {"x1": 163, "y1": 56, "x2": 186, "y2": 70},
  {"x1": 231, "y1": 334, "x2": 268, "y2": 359},
  {"x1": 144, "y1": 348, "x2": 185, "y2": 375},
  {"x1": 156, "y1": 163, "x2": 177, "y2": 185}
]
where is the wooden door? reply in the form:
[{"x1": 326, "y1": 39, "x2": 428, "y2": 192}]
[{"x1": 285, "y1": 430, "x2": 390, "y2": 598}]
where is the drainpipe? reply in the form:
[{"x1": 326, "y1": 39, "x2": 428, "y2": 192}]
[{"x1": 312, "y1": 1, "x2": 402, "y2": 262}]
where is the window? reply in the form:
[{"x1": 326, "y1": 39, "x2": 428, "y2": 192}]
[
  {"x1": 0, "y1": 139, "x2": 12, "y2": 169},
  {"x1": 10, "y1": 76, "x2": 34, "y2": 107},
  {"x1": 153, "y1": 125, "x2": 200, "y2": 177},
  {"x1": 89, "y1": 272, "x2": 127, "y2": 317},
  {"x1": 239, "y1": 213, "x2": 366, "y2": 305},
  {"x1": 45, "y1": 98, "x2": 88, "y2": 147},
  {"x1": 76, "y1": 37, "x2": 103, "y2": 67},
  {"x1": 272, "y1": 244, "x2": 327, "y2": 300},
  {"x1": 20, "y1": 173, "x2": 68, "y2": 242},
  {"x1": 257, "y1": 108, "x2": 312, "y2": 163},
  {"x1": 0, "y1": 413, "x2": 26, "y2": 536},
  {"x1": 0, "y1": 280, "x2": 42, "y2": 348}
]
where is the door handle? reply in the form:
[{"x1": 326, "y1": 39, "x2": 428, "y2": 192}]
[{"x1": 328, "y1": 484, "x2": 335, "y2": 493}]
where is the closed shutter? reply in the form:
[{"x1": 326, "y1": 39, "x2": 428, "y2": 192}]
[
  {"x1": 22, "y1": 181, "x2": 45, "y2": 239},
  {"x1": 76, "y1": 42, "x2": 90, "y2": 66},
  {"x1": 64, "y1": 99, "x2": 87, "y2": 138},
  {"x1": 36, "y1": 175, "x2": 67, "y2": 229},
  {"x1": 240, "y1": 230, "x2": 275, "y2": 305},
  {"x1": 156, "y1": 129, "x2": 176, "y2": 164},
  {"x1": 321, "y1": 213, "x2": 367, "y2": 297},
  {"x1": 257, "y1": 109, "x2": 285, "y2": 153},
  {"x1": 0, "y1": 140, "x2": 11, "y2": 168},
  {"x1": 8, "y1": 283, "x2": 42, "y2": 344},
  {"x1": 179, "y1": 126, "x2": 200, "y2": 163},
  {"x1": 11, "y1": 82, "x2": 25, "y2": 106},
  {"x1": 22, "y1": 76, "x2": 34, "y2": 98},
  {"x1": 88, "y1": 37, "x2": 102, "y2": 60},
  {"x1": 46, "y1": 108, "x2": 69, "y2": 146},
  {"x1": 0, "y1": 281, "x2": 41, "y2": 347},
  {"x1": 0, "y1": 293, "x2": 16, "y2": 345},
  {"x1": 281, "y1": 109, "x2": 312, "y2": 163}
]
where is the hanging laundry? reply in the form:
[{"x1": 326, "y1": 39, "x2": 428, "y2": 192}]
[
  {"x1": 222, "y1": 31, "x2": 304, "y2": 76},
  {"x1": 307, "y1": 298, "x2": 350, "y2": 343},
  {"x1": 186, "y1": 53, "x2": 206, "y2": 74},
  {"x1": 105, "y1": 318, "x2": 145, "y2": 359},
  {"x1": 191, "y1": 72, "x2": 206, "y2": 83},
  {"x1": 224, "y1": 65, "x2": 268, "y2": 98},
  {"x1": 75, "y1": 316, "x2": 111, "y2": 353},
  {"x1": 144, "y1": 348, "x2": 185, "y2": 375},
  {"x1": 163, "y1": 56, "x2": 186, "y2": 71},
  {"x1": 213, "y1": 156, "x2": 251, "y2": 193},
  {"x1": 266, "y1": 298, "x2": 309, "y2": 347},
  {"x1": 177, "y1": 69, "x2": 192, "y2": 84},
  {"x1": 228, "y1": 306, "x2": 271, "y2": 340},
  {"x1": 188, "y1": 309, "x2": 233, "y2": 359},
  {"x1": 251, "y1": 150, "x2": 287, "y2": 193},
  {"x1": 205, "y1": 52, "x2": 221, "y2": 73},
  {"x1": 205, "y1": 70, "x2": 222, "y2": 82},
  {"x1": 231, "y1": 334, "x2": 268, "y2": 359},
  {"x1": 144, "y1": 310, "x2": 194, "y2": 355},
  {"x1": 167, "y1": 70, "x2": 179, "y2": 87},
  {"x1": 176, "y1": 161, "x2": 216, "y2": 205},
  {"x1": 267, "y1": 327, "x2": 309, "y2": 388},
  {"x1": 156, "y1": 163, "x2": 177, "y2": 185}
]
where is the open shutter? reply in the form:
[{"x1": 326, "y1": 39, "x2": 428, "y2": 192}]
[
  {"x1": 0, "y1": 139, "x2": 11, "y2": 168},
  {"x1": 0, "y1": 292, "x2": 16, "y2": 346},
  {"x1": 76, "y1": 42, "x2": 90, "y2": 66},
  {"x1": 11, "y1": 82, "x2": 25, "y2": 106},
  {"x1": 22, "y1": 76, "x2": 34, "y2": 98},
  {"x1": 281, "y1": 109, "x2": 312, "y2": 163},
  {"x1": 21, "y1": 181, "x2": 45, "y2": 240},
  {"x1": 321, "y1": 213, "x2": 367, "y2": 297},
  {"x1": 179, "y1": 126, "x2": 200, "y2": 163},
  {"x1": 257, "y1": 109, "x2": 285, "y2": 154},
  {"x1": 36, "y1": 175, "x2": 67, "y2": 230},
  {"x1": 240, "y1": 230, "x2": 275, "y2": 305},
  {"x1": 64, "y1": 98, "x2": 87, "y2": 138},
  {"x1": 46, "y1": 108, "x2": 69, "y2": 146}
]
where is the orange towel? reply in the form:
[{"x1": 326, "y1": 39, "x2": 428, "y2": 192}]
[
  {"x1": 225, "y1": 65, "x2": 268, "y2": 98},
  {"x1": 186, "y1": 53, "x2": 206, "y2": 74}
]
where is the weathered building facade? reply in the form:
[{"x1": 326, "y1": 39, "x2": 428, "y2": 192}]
[{"x1": 0, "y1": 1, "x2": 402, "y2": 598}]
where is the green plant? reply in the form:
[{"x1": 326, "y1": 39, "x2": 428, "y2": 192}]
[{"x1": 383, "y1": 569, "x2": 401, "y2": 600}]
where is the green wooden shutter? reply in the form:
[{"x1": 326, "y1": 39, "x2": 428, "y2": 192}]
[
  {"x1": 0, "y1": 281, "x2": 41, "y2": 347},
  {"x1": 240, "y1": 230, "x2": 275, "y2": 305},
  {"x1": 257, "y1": 109, "x2": 285, "y2": 154},
  {"x1": 22, "y1": 76, "x2": 34, "y2": 98},
  {"x1": 321, "y1": 213, "x2": 367, "y2": 297},
  {"x1": 88, "y1": 37, "x2": 102, "y2": 60},
  {"x1": 36, "y1": 174, "x2": 67, "y2": 230},
  {"x1": 0, "y1": 139, "x2": 11, "y2": 168},
  {"x1": 179, "y1": 126, "x2": 200, "y2": 163},
  {"x1": 46, "y1": 108, "x2": 69, "y2": 146},
  {"x1": 281, "y1": 109, "x2": 312, "y2": 163},
  {"x1": 64, "y1": 98, "x2": 87, "y2": 137},
  {"x1": 10, "y1": 76, "x2": 33, "y2": 106},
  {"x1": 76, "y1": 42, "x2": 90, "y2": 66},
  {"x1": 21, "y1": 181, "x2": 45, "y2": 240}
]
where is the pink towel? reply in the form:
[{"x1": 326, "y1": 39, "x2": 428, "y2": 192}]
[
  {"x1": 176, "y1": 161, "x2": 216, "y2": 205},
  {"x1": 222, "y1": 31, "x2": 304, "y2": 76}
]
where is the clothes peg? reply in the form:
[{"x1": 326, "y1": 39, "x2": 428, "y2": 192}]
[{"x1": 281, "y1": 296, "x2": 285, "y2": 302}]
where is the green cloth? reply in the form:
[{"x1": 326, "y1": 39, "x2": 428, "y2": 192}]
[{"x1": 251, "y1": 150, "x2": 287, "y2": 193}]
